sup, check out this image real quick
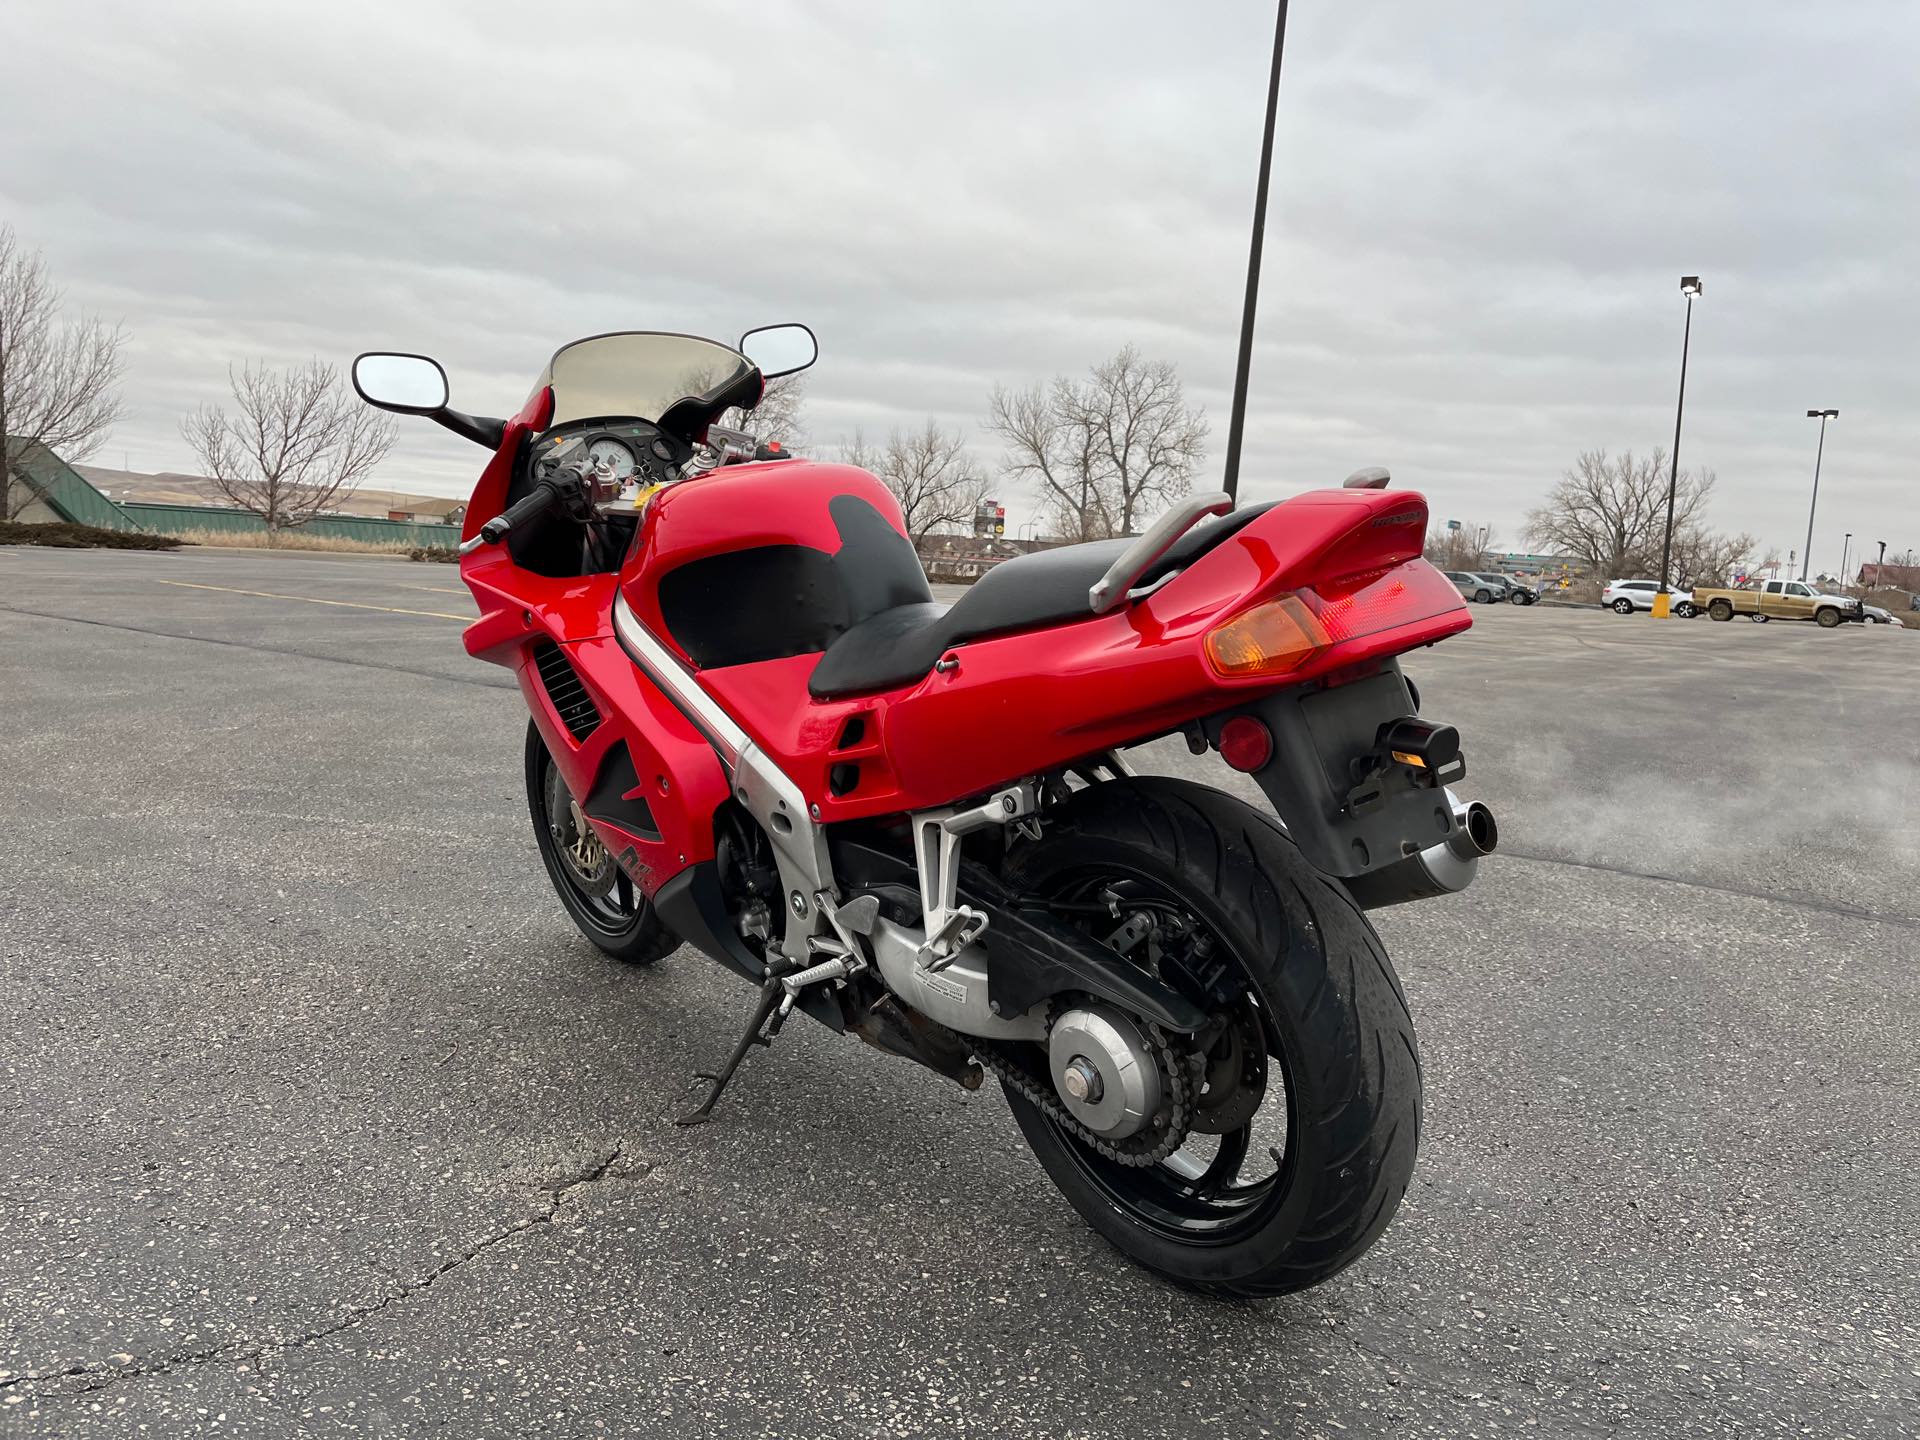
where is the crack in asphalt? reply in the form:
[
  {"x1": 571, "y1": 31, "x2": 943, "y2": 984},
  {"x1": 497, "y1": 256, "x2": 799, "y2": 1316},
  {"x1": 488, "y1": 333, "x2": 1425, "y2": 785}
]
[
  {"x1": 1499, "y1": 848, "x2": 1919, "y2": 930},
  {"x1": 0, "y1": 1142, "x2": 639, "y2": 1404}
]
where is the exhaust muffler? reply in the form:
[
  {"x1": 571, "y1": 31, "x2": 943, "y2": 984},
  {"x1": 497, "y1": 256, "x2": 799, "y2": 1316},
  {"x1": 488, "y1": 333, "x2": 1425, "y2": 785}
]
[{"x1": 1343, "y1": 791, "x2": 1498, "y2": 910}]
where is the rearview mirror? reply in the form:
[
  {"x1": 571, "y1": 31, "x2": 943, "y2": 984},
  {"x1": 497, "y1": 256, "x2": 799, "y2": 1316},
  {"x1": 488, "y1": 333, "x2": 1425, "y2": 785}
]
[
  {"x1": 352, "y1": 352, "x2": 450, "y2": 414},
  {"x1": 739, "y1": 323, "x2": 817, "y2": 380}
]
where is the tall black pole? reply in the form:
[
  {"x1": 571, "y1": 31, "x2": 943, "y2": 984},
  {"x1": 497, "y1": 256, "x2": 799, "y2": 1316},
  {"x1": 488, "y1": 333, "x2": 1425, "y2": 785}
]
[
  {"x1": 1658, "y1": 292, "x2": 1694, "y2": 597},
  {"x1": 1801, "y1": 414, "x2": 1829, "y2": 581},
  {"x1": 1221, "y1": 0, "x2": 1289, "y2": 505}
]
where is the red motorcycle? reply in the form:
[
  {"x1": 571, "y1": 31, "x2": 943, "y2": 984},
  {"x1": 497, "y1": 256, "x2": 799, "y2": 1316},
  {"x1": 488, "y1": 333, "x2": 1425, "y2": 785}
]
[{"x1": 352, "y1": 328, "x2": 1496, "y2": 1297}]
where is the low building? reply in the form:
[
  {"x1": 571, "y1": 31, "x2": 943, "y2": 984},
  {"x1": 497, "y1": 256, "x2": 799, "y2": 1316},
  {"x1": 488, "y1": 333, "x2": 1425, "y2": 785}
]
[{"x1": 387, "y1": 499, "x2": 466, "y2": 526}]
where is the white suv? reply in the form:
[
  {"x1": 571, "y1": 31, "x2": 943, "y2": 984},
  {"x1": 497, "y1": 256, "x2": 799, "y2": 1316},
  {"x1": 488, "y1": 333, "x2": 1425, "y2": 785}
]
[{"x1": 1603, "y1": 579, "x2": 1696, "y2": 617}]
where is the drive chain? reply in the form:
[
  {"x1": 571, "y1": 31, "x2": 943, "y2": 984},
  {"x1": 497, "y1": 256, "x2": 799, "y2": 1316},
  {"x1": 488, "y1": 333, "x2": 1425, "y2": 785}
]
[{"x1": 967, "y1": 1019, "x2": 1206, "y2": 1168}]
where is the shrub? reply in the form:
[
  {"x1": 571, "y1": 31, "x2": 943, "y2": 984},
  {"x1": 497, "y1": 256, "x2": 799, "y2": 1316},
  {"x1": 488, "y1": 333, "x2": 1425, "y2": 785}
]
[{"x1": 0, "y1": 520, "x2": 181, "y2": 550}]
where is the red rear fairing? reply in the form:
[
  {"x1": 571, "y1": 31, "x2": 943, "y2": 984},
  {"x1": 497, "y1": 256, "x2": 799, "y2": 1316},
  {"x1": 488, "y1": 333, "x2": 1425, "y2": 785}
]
[{"x1": 695, "y1": 486, "x2": 1468, "y2": 824}]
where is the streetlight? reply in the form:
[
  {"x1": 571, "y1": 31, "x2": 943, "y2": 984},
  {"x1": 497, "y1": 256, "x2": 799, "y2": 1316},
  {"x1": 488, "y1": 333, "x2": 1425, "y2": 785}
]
[
  {"x1": 1655, "y1": 275, "x2": 1703, "y2": 618},
  {"x1": 1875, "y1": 539, "x2": 1887, "y2": 586},
  {"x1": 1801, "y1": 408, "x2": 1838, "y2": 580}
]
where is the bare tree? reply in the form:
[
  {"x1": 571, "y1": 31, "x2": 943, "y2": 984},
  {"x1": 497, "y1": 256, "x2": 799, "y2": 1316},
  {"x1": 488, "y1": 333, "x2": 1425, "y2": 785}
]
[
  {"x1": 181, "y1": 359, "x2": 394, "y2": 540},
  {"x1": 1423, "y1": 522, "x2": 1500, "y2": 572},
  {"x1": 987, "y1": 345, "x2": 1207, "y2": 542},
  {"x1": 1668, "y1": 525, "x2": 1759, "y2": 589},
  {"x1": 726, "y1": 374, "x2": 807, "y2": 449},
  {"x1": 841, "y1": 419, "x2": 989, "y2": 548},
  {"x1": 1523, "y1": 448, "x2": 1718, "y2": 580},
  {"x1": 0, "y1": 224, "x2": 127, "y2": 518}
]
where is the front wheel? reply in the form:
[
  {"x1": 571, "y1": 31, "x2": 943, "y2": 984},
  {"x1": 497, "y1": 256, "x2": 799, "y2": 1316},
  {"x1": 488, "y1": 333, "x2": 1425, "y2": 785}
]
[
  {"x1": 1674, "y1": 601, "x2": 1697, "y2": 618},
  {"x1": 524, "y1": 720, "x2": 677, "y2": 965},
  {"x1": 1474, "y1": 589, "x2": 1493, "y2": 603},
  {"x1": 1815, "y1": 606, "x2": 1842, "y2": 628},
  {"x1": 998, "y1": 778, "x2": 1421, "y2": 1298}
]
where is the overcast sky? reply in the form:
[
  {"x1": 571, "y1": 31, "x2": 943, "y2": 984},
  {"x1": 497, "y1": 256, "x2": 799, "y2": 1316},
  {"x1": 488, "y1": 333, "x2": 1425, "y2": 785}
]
[{"x1": 6, "y1": 0, "x2": 1915, "y2": 567}]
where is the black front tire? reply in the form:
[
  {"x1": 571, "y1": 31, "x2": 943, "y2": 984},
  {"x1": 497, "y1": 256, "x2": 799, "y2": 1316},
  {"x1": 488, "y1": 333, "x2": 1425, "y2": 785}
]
[
  {"x1": 1000, "y1": 777, "x2": 1421, "y2": 1298},
  {"x1": 524, "y1": 721, "x2": 677, "y2": 966}
]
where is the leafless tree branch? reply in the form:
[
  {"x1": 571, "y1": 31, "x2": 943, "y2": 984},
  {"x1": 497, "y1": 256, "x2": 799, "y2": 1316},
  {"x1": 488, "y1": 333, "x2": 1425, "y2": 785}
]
[
  {"x1": 985, "y1": 346, "x2": 1206, "y2": 542},
  {"x1": 0, "y1": 224, "x2": 127, "y2": 518},
  {"x1": 180, "y1": 358, "x2": 394, "y2": 539},
  {"x1": 842, "y1": 419, "x2": 990, "y2": 548}
]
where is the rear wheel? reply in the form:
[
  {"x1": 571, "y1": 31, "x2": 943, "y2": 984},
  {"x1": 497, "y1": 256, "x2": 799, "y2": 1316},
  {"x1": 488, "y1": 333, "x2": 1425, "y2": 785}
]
[
  {"x1": 998, "y1": 778, "x2": 1420, "y2": 1298},
  {"x1": 1611, "y1": 598, "x2": 1635, "y2": 614},
  {"x1": 524, "y1": 720, "x2": 677, "y2": 965},
  {"x1": 1709, "y1": 599, "x2": 1734, "y2": 621}
]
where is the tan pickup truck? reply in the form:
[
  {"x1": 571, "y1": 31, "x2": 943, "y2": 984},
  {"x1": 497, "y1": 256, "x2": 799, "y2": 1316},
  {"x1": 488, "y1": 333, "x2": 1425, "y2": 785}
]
[{"x1": 1693, "y1": 578, "x2": 1863, "y2": 627}]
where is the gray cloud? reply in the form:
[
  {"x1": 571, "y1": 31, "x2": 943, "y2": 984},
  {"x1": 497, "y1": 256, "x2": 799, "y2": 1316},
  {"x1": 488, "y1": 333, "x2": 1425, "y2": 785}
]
[{"x1": 5, "y1": 0, "x2": 1915, "y2": 568}]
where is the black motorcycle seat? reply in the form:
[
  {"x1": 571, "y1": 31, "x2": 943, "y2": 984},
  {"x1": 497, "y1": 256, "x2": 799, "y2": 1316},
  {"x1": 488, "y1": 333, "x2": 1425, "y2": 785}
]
[{"x1": 807, "y1": 502, "x2": 1277, "y2": 699}]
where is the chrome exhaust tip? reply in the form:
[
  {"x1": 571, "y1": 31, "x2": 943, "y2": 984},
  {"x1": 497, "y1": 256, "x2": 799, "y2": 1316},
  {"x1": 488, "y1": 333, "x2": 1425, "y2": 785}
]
[{"x1": 1446, "y1": 800, "x2": 1498, "y2": 861}]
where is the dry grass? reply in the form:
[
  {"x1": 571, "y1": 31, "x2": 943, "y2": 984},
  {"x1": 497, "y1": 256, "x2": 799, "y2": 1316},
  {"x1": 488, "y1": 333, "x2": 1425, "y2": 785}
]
[{"x1": 172, "y1": 527, "x2": 430, "y2": 556}]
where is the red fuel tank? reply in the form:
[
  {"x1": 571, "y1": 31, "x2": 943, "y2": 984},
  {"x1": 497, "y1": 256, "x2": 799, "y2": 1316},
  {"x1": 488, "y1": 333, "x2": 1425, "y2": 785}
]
[{"x1": 620, "y1": 459, "x2": 933, "y2": 672}]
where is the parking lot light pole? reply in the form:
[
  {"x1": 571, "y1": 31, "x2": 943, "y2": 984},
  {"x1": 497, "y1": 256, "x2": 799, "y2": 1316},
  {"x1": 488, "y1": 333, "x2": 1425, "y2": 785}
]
[
  {"x1": 1655, "y1": 275, "x2": 1703, "y2": 618},
  {"x1": 1801, "y1": 408, "x2": 1838, "y2": 580},
  {"x1": 1875, "y1": 539, "x2": 1887, "y2": 586},
  {"x1": 1841, "y1": 532, "x2": 1852, "y2": 590}
]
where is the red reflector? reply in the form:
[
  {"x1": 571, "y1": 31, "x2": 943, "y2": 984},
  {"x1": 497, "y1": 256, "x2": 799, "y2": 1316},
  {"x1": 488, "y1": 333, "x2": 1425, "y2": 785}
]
[
  {"x1": 1219, "y1": 715, "x2": 1274, "y2": 772},
  {"x1": 1305, "y1": 560, "x2": 1466, "y2": 641}
]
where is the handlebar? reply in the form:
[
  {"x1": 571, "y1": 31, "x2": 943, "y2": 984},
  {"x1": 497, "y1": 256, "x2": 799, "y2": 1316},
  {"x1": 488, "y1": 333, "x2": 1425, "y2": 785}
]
[{"x1": 458, "y1": 474, "x2": 568, "y2": 556}]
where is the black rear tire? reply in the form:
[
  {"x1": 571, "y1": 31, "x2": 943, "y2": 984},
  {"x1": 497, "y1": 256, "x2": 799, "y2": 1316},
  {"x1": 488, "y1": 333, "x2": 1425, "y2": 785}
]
[
  {"x1": 1709, "y1": 599, "x2": 1734, "y2": 621},
  {"x1": 1000, "y1": 777, "x2": 1421, "y2": 1298},
  {"x1": 524, "y1": 721, "x2": 677, "y2": 966}
]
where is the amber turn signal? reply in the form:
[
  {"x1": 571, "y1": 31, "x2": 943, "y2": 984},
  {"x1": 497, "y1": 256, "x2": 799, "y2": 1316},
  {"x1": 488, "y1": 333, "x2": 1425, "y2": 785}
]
[{"x1": 1204, "y1": 595, "x2": 1330, "y2": 677}]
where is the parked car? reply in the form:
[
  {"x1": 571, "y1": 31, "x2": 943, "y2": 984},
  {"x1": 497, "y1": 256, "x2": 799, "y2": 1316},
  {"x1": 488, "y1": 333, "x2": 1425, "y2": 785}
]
[
  {"x1": 1499, "y1": 575, "x2": 1539, "y2": 606},
  {"x1": 1860, "y1": 603, "x2": 1904, "y2": 627},
  {"x1": 1692, "y1": 579, "x2": 1863, "y2": 628},
  {"x1": 1602, "y1": 579, "x2": 1697, "y2": 617},
  {"x1": 1444, "y1": 571, "x2": 1510, "y2": 603}
]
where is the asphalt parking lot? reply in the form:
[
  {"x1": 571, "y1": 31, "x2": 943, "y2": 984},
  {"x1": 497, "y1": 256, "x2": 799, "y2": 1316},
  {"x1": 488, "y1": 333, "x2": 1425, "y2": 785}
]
[{"x1": 1, "y1": 546, "x2": 1915, "y2": 1439}]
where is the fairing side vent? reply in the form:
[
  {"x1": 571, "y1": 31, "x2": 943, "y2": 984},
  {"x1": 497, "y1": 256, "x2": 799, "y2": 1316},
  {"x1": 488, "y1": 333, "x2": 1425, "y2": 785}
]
[{"x1": 532, "y1": 640, "x2": 601, "y2": 743}]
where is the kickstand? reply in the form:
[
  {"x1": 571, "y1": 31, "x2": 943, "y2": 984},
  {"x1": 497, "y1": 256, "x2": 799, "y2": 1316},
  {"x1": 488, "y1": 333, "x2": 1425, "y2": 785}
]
[{"x1": 676, "y1": 974, "x2": 788, "y2": 1127}]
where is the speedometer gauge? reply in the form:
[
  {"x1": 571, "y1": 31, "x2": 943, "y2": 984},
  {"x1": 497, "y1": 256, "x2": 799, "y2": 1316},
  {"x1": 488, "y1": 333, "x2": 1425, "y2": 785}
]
[{"x1": 586, "y1": 438, "x2": 636, "y2": 480}]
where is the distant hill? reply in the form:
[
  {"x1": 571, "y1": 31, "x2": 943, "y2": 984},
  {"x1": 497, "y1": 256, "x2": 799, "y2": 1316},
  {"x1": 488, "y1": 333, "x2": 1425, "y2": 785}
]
[{"x1": 75, "y1": 465, "x2": 461, "y2": 520}]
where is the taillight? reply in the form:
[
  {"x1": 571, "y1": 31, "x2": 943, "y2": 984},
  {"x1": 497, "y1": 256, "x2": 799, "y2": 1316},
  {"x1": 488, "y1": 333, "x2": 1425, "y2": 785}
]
[{"x1": 1203, "y1": 560, "x2": 1466, "y2": 680}]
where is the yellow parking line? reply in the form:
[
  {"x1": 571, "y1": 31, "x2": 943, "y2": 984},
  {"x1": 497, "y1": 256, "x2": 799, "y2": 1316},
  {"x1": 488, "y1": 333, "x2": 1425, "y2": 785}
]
[{"x1": 155, "y1": 579, "x2": 470, "y2": 622}]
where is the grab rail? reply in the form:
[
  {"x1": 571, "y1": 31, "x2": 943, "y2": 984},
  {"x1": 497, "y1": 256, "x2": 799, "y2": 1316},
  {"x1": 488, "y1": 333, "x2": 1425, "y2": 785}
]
[{"x1": 1087, "y1": 492, "x2": 1233, "y2": 614}]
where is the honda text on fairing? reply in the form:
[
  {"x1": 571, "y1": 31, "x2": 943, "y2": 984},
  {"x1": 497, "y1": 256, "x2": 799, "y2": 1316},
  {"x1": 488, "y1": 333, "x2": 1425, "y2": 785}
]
[{"x1": 352, "y1": 328, "x2": 1497, "y2": 1297}]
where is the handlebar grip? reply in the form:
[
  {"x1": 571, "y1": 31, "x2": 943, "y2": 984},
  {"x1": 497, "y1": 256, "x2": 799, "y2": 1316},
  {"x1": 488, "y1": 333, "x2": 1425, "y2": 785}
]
[{"x1": 479, "y1": 481, "x2": 561, "y2": 545}]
